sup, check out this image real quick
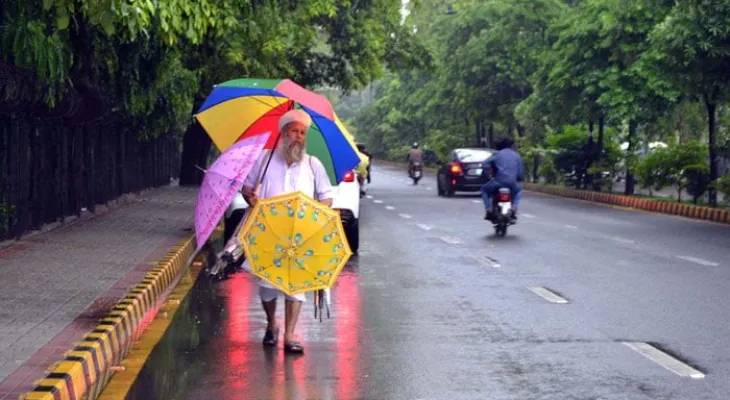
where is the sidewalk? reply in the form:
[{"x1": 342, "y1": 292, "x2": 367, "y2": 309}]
[{"x1": 0, "y1": 185, "x2": 197, "y2": 399}]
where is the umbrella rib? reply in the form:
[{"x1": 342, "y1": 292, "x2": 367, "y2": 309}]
[
  {"x1": 308, "y1": 115, "x2": 339, "y2": 178},
  {"x1": 296, "y1": 221, "x2": 336, "y2": 250},
  {"x1": 256, "y1": 206, "x2": 290, "y2": 244},
  {"x1": 250, "y1": 92, "x2": 289, "y2": 109}
]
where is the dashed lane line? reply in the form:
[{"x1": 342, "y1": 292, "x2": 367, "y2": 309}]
[
  {"x1": 521, "y1": 213, "x2": 536, "y2": 219},
  {"x1": 527, "y1": 287, "x2": 569, "y2": 304},
  {"x1": 385, "y1": 206, "x2": 396, "y2": 211},
  {"x1": 373, "y1": 200, "x2": 383, "y2": 204},
  {"x1": 439, "y1": 236, "x2": 461, "y2": 245},
  {"x1": 622, "y1": 342, "x2": 705, "y2": 379},
  {"x1": 366, "y1": 195, "x2": 373, "y2": 199},
  {"x1": 416, "y1": 224, "x2": 433, "y2": 231},
  {"x1": 398, "y1": 213, "x2": 412, "y2": 219},
  {"x1": 472, "y1": 200, "x2": 482, "y2": 204},
  {"x1": 473, "y1": 255, "x2": 501, "y2": 268},
  {"x1": 564, "y1": 225, "x2": 578, "y2": 229},
  {"x1": 675, "y1": 255, "x2": 719, "y2": 267},
  {"x1": 611, "y1": 236, "x2": 636, "y2": 245}
]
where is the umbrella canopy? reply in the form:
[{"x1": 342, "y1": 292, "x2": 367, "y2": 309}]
[
  {"x1": 240, "y1": 191, "x2": 352, "y2": 296},
  {"x1": 194, "y1": 133, "x2": 270, "y2": 250},
  {"x1": 195, "y1": 78, "x2": 361, "y2": 184}
]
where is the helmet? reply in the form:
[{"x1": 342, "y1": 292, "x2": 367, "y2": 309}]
[{"x1": 412, "y1": 142, "x2": 419, "y2": 149}]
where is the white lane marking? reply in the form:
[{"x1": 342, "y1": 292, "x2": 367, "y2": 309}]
[
  {"x1": 425, "y1": 186, "x2": 433, "y2": 190},
  {"x1": 385, "y1": 206, "x2": 395, "y2": 211},
  {"x1": 439, "y1": 236, "x2": 461, "y2": 245},
  {"x1": 564, "y1": 225, "x2": 578, "y2": 229},
  {"x1": 398, "y1": 213, "x2": 412, "y2": 219},
  {"x1": 612, "y1": 237, "x2": 636, "y2": 245},
  {"x1": 622, "y1": 342, "x2": 705, "y2": 379},
  {"x1": 473, "y1": 255, "x2": 501, "y2": 268},
  {"x1": 527, "y1": 287, "x2": 569, "y2": 304},
  {"x1": 675, "y1": 255, "x2": 719, "y2": 267},
  {"x1": 416, "y1": 224, "x2": 432, "y2": 231},
  {"x1": 471, "y1": 200, "x2": 482, "y2": 204},
  {"x1": 366, "y1": 195, "x2": 373, "y2": 199},
  {"x1": 373, "y1": 200, "x2": 383, "y2": 204},
  {"x1": 521, "y1": 213, "x2": 536, "y2": 219}
]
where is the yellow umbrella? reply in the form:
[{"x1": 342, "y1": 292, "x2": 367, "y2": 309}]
[{"x1": 240, "y1": 192, "x2": 352, "y2": 295}]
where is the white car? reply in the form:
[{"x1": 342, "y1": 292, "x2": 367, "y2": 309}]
[{"x1": 331, "y1": 169, "x2": 364, "y2": 254}]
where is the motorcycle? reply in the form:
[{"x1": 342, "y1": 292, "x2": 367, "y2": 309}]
[
  {"x1": 489, "y1": 187, "x2": 516, "y2": 237},
  {"x1": 409, "y1": 162, "x2": 423, "y2": 185}
]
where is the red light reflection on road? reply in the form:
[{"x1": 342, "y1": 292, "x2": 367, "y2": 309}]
[
  {"x1": 334, "y1": 270, "x2": 362, "y2": 399},
  {"x1": 223, "y1": 274, "x2": 251, "y2": 394}
]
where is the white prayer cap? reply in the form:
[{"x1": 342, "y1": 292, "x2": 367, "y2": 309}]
[{"x1": 278, "y1": 109, "x2": 312, "y2": 131}]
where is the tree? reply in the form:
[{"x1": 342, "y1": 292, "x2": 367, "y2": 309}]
[
  {"x1": 643, "y1": 0, "x2": 730, "y2": 206},
  {"x1": 591, "y1": 0, "x2": 674, "y2": 195},
  {"x1": 178, "y1": 0, "x2": 423, "y2": 184}
]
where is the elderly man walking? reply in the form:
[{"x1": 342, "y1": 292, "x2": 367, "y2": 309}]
[{"x1": 241, "y1": 109, "x2": 333, "y2": 354}]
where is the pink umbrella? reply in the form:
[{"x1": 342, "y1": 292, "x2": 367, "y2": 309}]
[{"x1": 194, "y1": 132, "x2": 270, "y2": 250}]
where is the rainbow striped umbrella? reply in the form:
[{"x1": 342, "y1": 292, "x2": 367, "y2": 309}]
[{"x1": 195, "y1": 78, "x2": 361, "y2": 184}]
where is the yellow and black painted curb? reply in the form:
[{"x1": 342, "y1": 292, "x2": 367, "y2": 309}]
[
  {"x1": 525, "y1": 183, "x2": 730, "y2": 224},
  {"x1": 96, "y1": 254, "x2": 206, "y2": 400},
  {"x1": 20, "y1": 236, "x2": 196, "y2": 400}
]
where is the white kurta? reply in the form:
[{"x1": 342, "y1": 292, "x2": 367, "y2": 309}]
[
  {"x1": 244, "y1": 150, "x2": 334, "y2": 201},
  {"x1": 243, "y1": 150, "x2": 334, "y2": 299}
]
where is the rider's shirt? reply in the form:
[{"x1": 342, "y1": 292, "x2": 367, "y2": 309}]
[{"x1": 484, "y1": 148, "x2": 524, "y2": 184}]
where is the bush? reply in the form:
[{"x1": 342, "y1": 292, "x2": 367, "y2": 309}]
[
  {"x1": 545, "y1": 124, "x2": 621, "y2": 189},
  {"x1": 636, "y1": 140, "x2": 708, "y2": 202},
  {"x1": 684, "y1": 164, "x2": 711, "y2": 204}
]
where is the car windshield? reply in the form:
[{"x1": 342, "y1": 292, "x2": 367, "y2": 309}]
[{"x1": 455, "y1": 149, "x2": 492, "y2": 162}]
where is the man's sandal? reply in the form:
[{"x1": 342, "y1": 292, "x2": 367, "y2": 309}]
[
  {"x1": 262, "y1": 328, "x2": 279, "y2": 347},
  {"x1": 283, "y1": 341, "x2": 304, "y2": 354}
]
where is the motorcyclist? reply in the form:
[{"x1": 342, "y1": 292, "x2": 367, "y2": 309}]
[
  {"x1": 481, "y1": 137, "x2": 524, "y2": 220},
  {"x1": 407, "y1": 142, "x2": 423, "y2": 177}
]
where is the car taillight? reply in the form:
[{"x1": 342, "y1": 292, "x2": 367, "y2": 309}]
[
  {"x1": 497, "y1": 191, "x2": 511, "y2": 202},
  {"x1": 449, "y1": 162, "x2": 463, "y2": 175},
  {"x1": 342, "y1": 170, "x2": 355, "y2": 182}
]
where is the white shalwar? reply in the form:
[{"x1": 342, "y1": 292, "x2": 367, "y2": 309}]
[{"x1": 243, "y1": 150, "x2": 334, "y2": 302}]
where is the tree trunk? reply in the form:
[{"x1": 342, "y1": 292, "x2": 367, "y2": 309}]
[
  {"x1": 532, "y1": 154, "x2": 539, "y2": 183},
  {"x1": 516, "y1": 124, "x2": 525, "y2": 139},
  {"x1": 179, "y1": 122, "x2": 211, "y2": 186},
  {"x1": 488, "y1": 123, "x2": 494, "y2": 148},
  {"x1": 475, "y1": 119, "x2": 482, "y2": 147},
  {"x1": 624, "y1": 120, "x2": 637, "y2": 195},
  {"x1": 597, "y1": 115, "x2": 605, "y2": 159},
  {"x1": 703, "y1": 94, "x2": 718, "y2": 206}
]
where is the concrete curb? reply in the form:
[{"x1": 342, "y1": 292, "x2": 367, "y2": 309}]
[
  {"x1": 19, "y1": 236, "x2": 196, "y2": 400},
  {"x1": 524, "y1": 183, "x2": 730, "y2": 225}
]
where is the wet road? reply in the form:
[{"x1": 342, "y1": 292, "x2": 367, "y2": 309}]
[{"x1": 148, "y1": 163, "x2": 730, "y2": 400}]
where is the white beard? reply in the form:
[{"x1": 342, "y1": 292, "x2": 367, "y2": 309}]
[{"x1": 279, "y1": 136, "x2": 305, "y2": 164}]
